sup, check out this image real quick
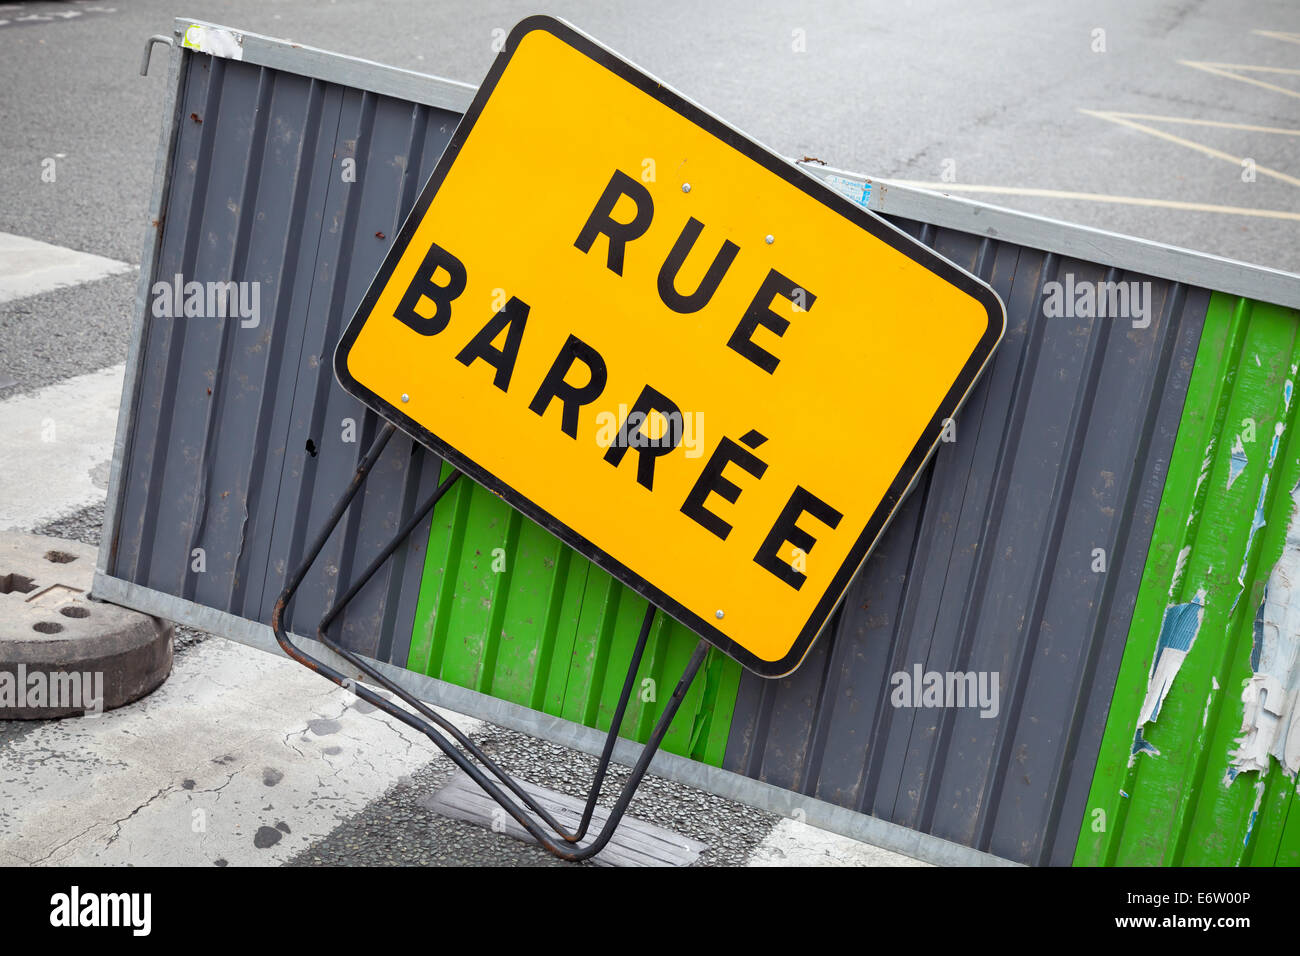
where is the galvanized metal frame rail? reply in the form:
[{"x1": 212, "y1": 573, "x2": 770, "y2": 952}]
[{"x1": 269, "y1": 420, "x2": 708, "y2": 861}]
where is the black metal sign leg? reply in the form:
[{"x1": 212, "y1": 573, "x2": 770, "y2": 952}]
[{"x1": 270, "y1": 421, "x2": 708, "y2": 861}]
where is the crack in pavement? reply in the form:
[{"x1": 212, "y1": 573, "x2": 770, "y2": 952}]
[
  {"x1": 30, "y1": 819, "x2": 103, "y2": 866},
  {"x1": 104, "y1": 783, "x2": 174, "y2": 849}
]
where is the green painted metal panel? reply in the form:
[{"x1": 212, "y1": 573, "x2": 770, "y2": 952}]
[
  {"x1": 1077, "y1": 291, "x2": 1300, "y2": 866},
  {"x1": 408, "y1": 465, "x2": 742, "y2": 765}
]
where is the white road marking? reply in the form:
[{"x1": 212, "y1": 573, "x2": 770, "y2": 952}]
[
  {"x1": 0, "y1": 232, "x2": 132, "y2": 305},
  {"x1": 0, "y1": 363, "x2": 124, "y2": 532},
  {"x1": 0, "y1": 6, "x2": 116, "y2": 29},
  {"x1": 883, "y1": 180, "x2": 1300, "y2": 221},
  {"x1": 1179, "y1": 60, "x2": 1300, "y2": 100},
  {"x1": 0, "y1": 637, "x2": 483, "y2": 866},
  {"x1": 747, "y1": 818, "x2": 931, "y2": 867},
  {"x1": 1080, "y1": 109, "x2": 1300, "y2": 188}
]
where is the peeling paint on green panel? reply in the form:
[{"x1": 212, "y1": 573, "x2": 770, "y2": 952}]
[
  {"x1": 407, "y1": 467, "x2": 741, "y2": 765},
  {"x1": 1076, "y1": 292, "x2": 1300, "y2": 866}
]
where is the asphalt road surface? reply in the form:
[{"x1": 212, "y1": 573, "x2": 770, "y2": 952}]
[{"x1": 1, "y1": 0, "x2": 1299, "y2": 867}]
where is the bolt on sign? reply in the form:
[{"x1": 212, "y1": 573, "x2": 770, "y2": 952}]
[{"x1": 336, "y1": 15, "x2": 1005, "y2": 677}]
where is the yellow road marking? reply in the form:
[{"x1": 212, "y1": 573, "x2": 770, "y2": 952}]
[
  {"x1": 1080, "y1": 109, "x2": 1300, "y2": 188},
  {"x1": 1091, "y1": 112, "x2": 1300, "y2": 137},
  {"x1": 1252, "y1": 30, "x2": 1300, "y2": 45},
  {"x1": 883, "y1": 180, "x2": 1300, "y2": 221},
  {"x1": 1179, "y1": 60, "x2": 1300, "y2": 99},
  {"x1": 1181, "y1": 61, "x2": 1300, "y2": 74}
]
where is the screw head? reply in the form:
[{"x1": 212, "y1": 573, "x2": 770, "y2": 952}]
[
  {"x1": 715, "y1": 609, "x2": 725, "y2": 620},
  {"x1": 400, "y1": 393, "x2": 410, "y2": 403},
  {"x1": 765, "y1": 234, "x2": 775, "y2": 245},
  {"x1": 682, "y1": 183, "x2": 692, "y2": 193}
]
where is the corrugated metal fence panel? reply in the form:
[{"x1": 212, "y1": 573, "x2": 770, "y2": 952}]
[
  {"x1": 106, "y1": 37, "x2": 1225, "y2": 862},
  {"x1": 721, "y1": 226, "x2": 1210, "y2": 866},
  {"x1": 107, "y1": 51, "x2": 462, "y2": 660},
  {"x1": 1077, "y1": 292, "x2": 1300, "y2": 866}
]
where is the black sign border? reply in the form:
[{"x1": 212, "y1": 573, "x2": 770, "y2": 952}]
[{"x1": 334, "y1": 14, "x2": 1006, "y2": 678}]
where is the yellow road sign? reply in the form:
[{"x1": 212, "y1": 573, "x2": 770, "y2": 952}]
[{"x1": 336, "y1": 15, "x2": 1005, "y2": 677}]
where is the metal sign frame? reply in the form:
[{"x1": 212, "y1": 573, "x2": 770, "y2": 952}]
[{"x1": 334, "y1": 14, "x2": 1006, "y2": 677}]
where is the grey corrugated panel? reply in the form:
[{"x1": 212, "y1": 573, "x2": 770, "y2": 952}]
[
  {"x1": 106, "y1": 47, "x2": 461, "y2": 662},
  {"x1": 722, "y1": 224, "x2": 1208, "y2": 865}
]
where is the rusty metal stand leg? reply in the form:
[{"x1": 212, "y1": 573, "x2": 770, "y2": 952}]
[{"x1": 271, "y1": 421, "x2": 707, "y2": 861}]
